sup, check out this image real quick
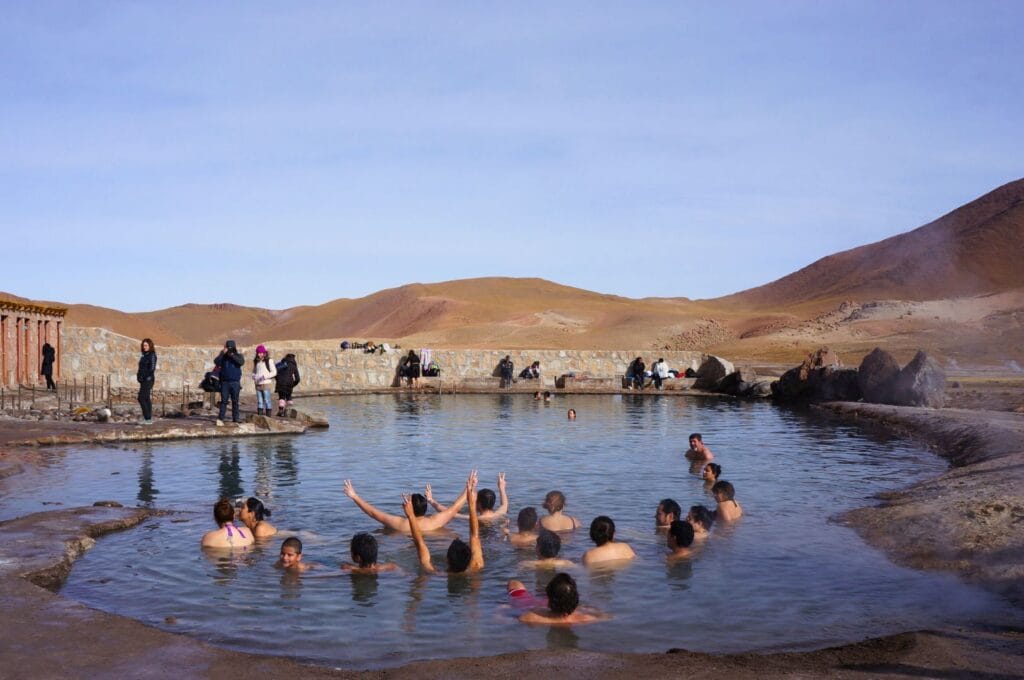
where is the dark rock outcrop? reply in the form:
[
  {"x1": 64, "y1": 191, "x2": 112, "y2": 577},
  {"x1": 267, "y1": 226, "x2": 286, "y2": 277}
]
[
  {"x1": 694, "y1": 355, "x2": 734, "y2": 391},
  {"x1": 892, "y1": 351, "x2": 947, "y2": 408},
  {"x1": 771, "y1": 348, "x2": 860, "y2": 402},
  {"x1": 857, "y1": 348, "x2": 901, "y2": 403}
]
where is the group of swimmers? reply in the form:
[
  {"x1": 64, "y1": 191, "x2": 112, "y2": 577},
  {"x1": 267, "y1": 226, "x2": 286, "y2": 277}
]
[{"x1": 200, "y1": 431, "x2": 743, "y2": 626}]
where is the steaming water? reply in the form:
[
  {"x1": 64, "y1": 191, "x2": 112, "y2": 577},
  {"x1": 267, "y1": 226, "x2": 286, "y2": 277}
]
[{"x1": 1, "y1": 394, "x2": 1015, "y2": 668}]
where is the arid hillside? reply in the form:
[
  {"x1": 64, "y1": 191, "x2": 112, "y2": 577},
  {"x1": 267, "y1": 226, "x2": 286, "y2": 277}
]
[{"x1": 7, "y1": 177, "x2": 1022, "y2": 367}]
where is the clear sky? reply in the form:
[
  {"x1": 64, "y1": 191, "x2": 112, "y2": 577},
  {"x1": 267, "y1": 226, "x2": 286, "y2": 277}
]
[{"x1": 3, "y1": 2, "x2": 1022, "y2": 312}]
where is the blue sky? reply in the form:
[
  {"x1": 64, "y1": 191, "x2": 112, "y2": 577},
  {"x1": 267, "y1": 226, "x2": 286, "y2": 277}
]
[{"x1": 2, "y1": 2, "x2": 1022, "y2": 312}]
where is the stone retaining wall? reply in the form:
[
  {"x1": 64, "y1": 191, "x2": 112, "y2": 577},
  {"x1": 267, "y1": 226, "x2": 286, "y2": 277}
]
[{"x1": 63, "y1": 327, "x2": 708, "y2": 392}]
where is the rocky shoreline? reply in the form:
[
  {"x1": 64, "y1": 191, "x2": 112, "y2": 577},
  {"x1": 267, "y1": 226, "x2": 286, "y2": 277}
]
[{"x1": 0, "y1": 400, "x2": 1021, "y2": 677}]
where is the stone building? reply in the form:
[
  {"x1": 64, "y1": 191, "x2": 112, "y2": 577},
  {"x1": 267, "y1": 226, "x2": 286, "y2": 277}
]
[{"x1": 0, "y1": 297, "x2": 67, "y2": 388}]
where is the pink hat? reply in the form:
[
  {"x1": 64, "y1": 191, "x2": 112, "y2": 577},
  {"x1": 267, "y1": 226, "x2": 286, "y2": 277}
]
[{"x1": 256, "y1": 344, "x2": 267, "y2": 354}]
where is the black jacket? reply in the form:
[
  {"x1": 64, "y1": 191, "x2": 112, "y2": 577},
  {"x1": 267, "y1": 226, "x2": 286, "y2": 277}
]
[
  {"x1": 137, "y1": 351, "x2": 157, "y2": 383},
  {"x1": 275, "y1": 356, "x2": 300, "y2": 390},
  {"x1": 41, "y1": 345, "x2": 55, "y2": 374}
]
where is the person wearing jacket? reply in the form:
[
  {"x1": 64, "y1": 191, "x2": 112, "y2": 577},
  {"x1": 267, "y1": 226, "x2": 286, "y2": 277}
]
[
  {"x1": 252, "y1": 344, "x2": 277, "y2": 416},
  {"x1": 274, "y1": 353, "x2": 300, "y2": 416},
  {"x1": 40, "y1": 342, "x2": 56, "y2": 390},
  {"x1": 214, "y1": 339, "x2": 245, "y2": 425},
  {"x1": 652, "y1": 358, "x2": 669, "y2": 390},
  {"x1": 137, "y1": 338, "x2": 157, "y2": 425}
]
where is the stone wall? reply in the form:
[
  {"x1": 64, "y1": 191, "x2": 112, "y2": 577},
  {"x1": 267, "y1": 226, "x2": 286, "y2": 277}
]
[{"x1": 63, "y1": 327, "x2": 708, "y2": 392}]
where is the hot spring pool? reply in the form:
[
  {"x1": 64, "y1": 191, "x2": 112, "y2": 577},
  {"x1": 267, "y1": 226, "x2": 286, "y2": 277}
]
[{"x1": 0, "y1": 394, "x2": 1014, "y2": 668}]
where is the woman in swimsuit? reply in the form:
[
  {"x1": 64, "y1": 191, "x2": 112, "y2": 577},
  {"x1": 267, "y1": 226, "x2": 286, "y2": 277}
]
[
  {"x1": 201, "y1": 498, "x2": 255, "y2": 548},
  {"x1": 238, "y1": 497, "x2": 277, "y2": 538},
  {"x1": 539, "y1": 490, "x2": 580, "y2": 532}
]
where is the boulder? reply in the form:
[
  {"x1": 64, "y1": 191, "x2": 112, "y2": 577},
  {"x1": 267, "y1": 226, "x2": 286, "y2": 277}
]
[
  {"x1": 892, "y1": 350, "x2": 946, "y2": 408},
  {"x1": 285, "y1": 408, "x2": 330, "y2": 428},
  {"x1": 716, "y1": 368, "x2": 757, "y2": 396},
  {"x1": 799, "y1": 346, "x2": 841, "y2": 380},
  {"x1": 857, "y1": 348, "x2": 901, "y2": 403},
  {"x1": 694, "y1": 355, "x2": 735, "y2": 390},
  {"x1": 771, "y1": 366, "x2": 861, "y2": 402}
]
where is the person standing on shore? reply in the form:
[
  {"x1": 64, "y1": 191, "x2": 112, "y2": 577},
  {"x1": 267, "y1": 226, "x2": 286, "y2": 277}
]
[
  {"x1": 214, "y1": 340, "x2": 245, "y2": 425},
  {"x1": 252, "y1": 345, "x2": 277, "y2": 416},
  {"x1": 137, "y1": 338, "x2": 157, "y2": 425},
  {"x1": 40, "y1": 342, "x2": 56, "y2": 390},
  {"x1": 499, "y1": 355, "x2": 514, "y2": 388},
  {"x1": 274, "y1": 353, "x2": 300, "y2": 416}
]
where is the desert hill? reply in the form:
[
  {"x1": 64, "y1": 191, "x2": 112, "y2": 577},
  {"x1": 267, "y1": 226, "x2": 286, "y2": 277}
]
[
  {"x1": 7, "y1": 178, "x2": 1023, "y2": 366},
  {"x1": 719, "y1": 178, "x2": 1024, "y2": 310}
]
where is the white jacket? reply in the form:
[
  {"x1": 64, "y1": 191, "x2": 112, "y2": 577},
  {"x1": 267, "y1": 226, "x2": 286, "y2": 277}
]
[
  {"x1": 253, "y1": 360, "x2": 277, "y2": 388},
  {"x1": 654, "y1": 361, "x2": 670, "y2": 379}
]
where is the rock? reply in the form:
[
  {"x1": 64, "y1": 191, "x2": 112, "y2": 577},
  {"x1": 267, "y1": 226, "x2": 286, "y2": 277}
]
[
  {"x1": 799, "y1": 347, "x2": 841, "y2": 380},
  {"x1": 771, "y1": 365, "x2": 860, "y2": 402},
  {"x1": 858, "y1": 348, "x2": 901, "y2": 403},
  {"x1": 747, "y1": 380, "x2": 773, "y2": 398},
  {"x1": 93, "y1": 408, "x2": 112, "y2": 423},
  {"x1": 285, "y1": 408, "x2": 330, "y2": 428},
  {"x1": 694, "y1": 355, "x2": 735, "y2": 390},
  {"x1": 892, "y1": 350, "x2": 947, "y2": 408},
  {"x1": 716, "y1": 368, "x2": 757, "y2": 396},
  {"x1": 93, "y1": 500, "x2": 124, "y2": 508}
]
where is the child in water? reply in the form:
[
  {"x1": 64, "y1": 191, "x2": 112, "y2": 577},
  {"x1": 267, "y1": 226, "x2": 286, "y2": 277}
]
[
  {"x1": 520, "y1": 529, "x2": 576, "y2": 569},
  {"x1": 275, "y1": 537, "x2": 313, "y2": 572},
  {"x1": 340, "y1": 533, "x2": 400, "y2": 573},
  {"x1": 506, "y1": 507, "x2": 540, "y2": 547}
]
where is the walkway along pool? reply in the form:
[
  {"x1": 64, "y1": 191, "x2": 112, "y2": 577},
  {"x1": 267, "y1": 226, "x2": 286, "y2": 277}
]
[{"x1": 1, "y1": 394, "x2": 1014, "y2": 669}]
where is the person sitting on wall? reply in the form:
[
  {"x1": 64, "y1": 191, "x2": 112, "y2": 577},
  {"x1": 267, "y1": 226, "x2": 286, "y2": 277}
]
[{"x1": 627, "y1": 357, "x2": 646, "y2": 390}]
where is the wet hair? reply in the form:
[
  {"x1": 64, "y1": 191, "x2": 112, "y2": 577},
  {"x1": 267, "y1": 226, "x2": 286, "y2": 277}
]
[
  {"x1": 140, "y1": 338, "x2": 155, "y2": 352},
  {"x1": 517, "y1": 507, "x2": 538, "y2": 532},
  {"x1": 447, "y1": 538, "x2": 472, "y2": 573},
  {"x1": 589, "y1": 516, "x2": 615, "y2": 546},
  {"x1": 245, "y1": 497, "x2": 271, "y2": 522},
  {"x1": 712, "y1": 481, "x2": 735, "y2": 501},
  {"x1": 410, "y1": 493, "x2": 428, "y2": 517},
  {"x1": 705, "y1": 463, "x2": 722, "y2": 479},
  {"x1": 213, "y1": 498, "x2": 234, "y2": 526},
  {"x1": 546, "y1": 573, "x2": 580, "y2": 615},
  {"x1": 543, "y1": 391, "x2": 551, "y2": 398},
  {"x1": 658, "y1": 498, "x2": 681, "y2": 523},
  {"x1": 688, "y1": 505, "x2": 715, "y2": 531},
  {"x1": 669, "y1": 521, "x2": 695, "y2": 549},
  {"x1": 567, "y1": 409, "x2": 576, "y2": 418},
  {"x1": 350, "y1": 533, "x2": 378, "y2": 566},
  {"x1": 477, "y1": 488, "x2": 497, "y2": 512},
  {"x1": 536, "y1": 529, "x2": 561, "y2": 559},
  {"x1": 689, "y1": 433, "x2": 703, "y2": 443},
  {"x1": 543, "y1": 490, "x2": 566, "y2": 513},
  {"x1": 282, "y1": 536, "x2": 302, "y2": 554}
]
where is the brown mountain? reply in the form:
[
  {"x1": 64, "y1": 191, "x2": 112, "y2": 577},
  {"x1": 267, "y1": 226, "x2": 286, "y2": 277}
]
[
  {"x1": 11, "y1": 177, "x2": 1021, "y2": 364},
  {"x1": 719, "y1": 178, "x2": 1024, "y2": 311}
]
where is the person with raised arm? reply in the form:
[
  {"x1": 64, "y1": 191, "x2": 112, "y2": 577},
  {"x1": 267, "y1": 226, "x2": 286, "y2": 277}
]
[
  {"x1": 343, "y1": 478, "x2": 467, "y2": 534},
  {"x1": 405, "y1": 471, "x2": 484, "y2": 574},
  {"x1": 426, "y1": 472, "x2": 508, "y2": 521}
]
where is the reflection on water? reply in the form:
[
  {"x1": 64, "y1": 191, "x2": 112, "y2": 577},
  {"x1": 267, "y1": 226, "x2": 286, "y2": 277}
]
[{"x1": 0, "y1": 394, "x2": 1010, "y2": 670}]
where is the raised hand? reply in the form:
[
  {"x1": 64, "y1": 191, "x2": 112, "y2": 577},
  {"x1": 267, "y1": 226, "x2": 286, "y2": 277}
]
[
  {"x1": 497, "y1": 472, "x2": 506, "y2": 493},
  {"x1": 343, "y1": 479, "x2": 357, "y2": 499},
  {"x1": 401, "y1": 493, "x2": 415, "y2": 518},
  {"x1": 424, "y1": 483, "x2": 434, "y2": 504}
]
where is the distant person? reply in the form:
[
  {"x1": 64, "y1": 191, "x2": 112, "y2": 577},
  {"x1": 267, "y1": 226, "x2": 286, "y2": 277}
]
[
  {"x1": 404, "y1": 471, "x2": 484, "y2": 574},
  {"x1": 274, "y1": 353, "x2": 300, "y2": 416},
  {"x1": 364, "y1": 341, "x2": 377, "y2": 354},
  {"x1": 519, "y1": 361, "x2": 541, "y2": 380},
  {"x1": 506, "y1": 507, "x2": 540, "y2": 547},
  {"x1": 343, "y1": 477, "x2": 468, "y2": 534},
  {"x1": 582, "y1": 516, "x2": 636, "y2": 566},
  {"x1": 687, "y1": 505, "x2": 715, "y2": 539},
  {"x1": 276, "y1": 537, "x2": 312, "y2": 572},
  {"x1": 518, "y1": 573, "x2": 605, "y2": 625},
  {"x1": 712, "y1": 481, "x2": 743, "y2": 521},
  {"x1": 403, "y1": 349, "x2": 421, "y2": 388},
  {"x1": 201, "y1": 498, "x2": 254, "y2": 549},
  {"x1": 521, "y1": 529, "x2": 576, "y2": 569},
  {"x1": 655, "y1": 498, "x2": 682, "y2": 528},
  {"x1": 627, "y1": 357, "x2": 646, "y2": 390},
  {"x1": 567, "y1": 408, "x2": 576, "y2": 421},
  {"x1": 702, "y1": 462, "x2": 722, "y2": 487},
  {"x1": 341, "y1": 533, "x2": 399, "y2": 573},
  {"x1": 499, "y1": 355, "x2": 515, "y2": 388},
  {"x1": 40, "y1": 342, "x2": 56, "y2": 390},
  {"x1": 685, "y1": 433, "x2": 715, "y2": 461},
  {"x1": 666, "y1": 520, "x2": 695, "y2": 561},
  {"x1": 652, "y1": 358, "x2": 669, "y2": 390},
  {"x1": 426, "y1": 472, "x2": 508, "y2": 522},
  {"x1": 214, "y1": 340, "x2": 245, "y2": 425},
  {"x1": 534, "y1": 391, "x2": 543, "y2": 401},
  {"x1": 540, "y1": 490, "x2": 580, "y2": 532},
  {"x1": 543, "y1": 391, "x2": 552, "y2": 403},
  {"x1": 137, "y1": 338, "x2": 157, "y2": 425},
  {"x1": 238, "y1": 497, "x2": 277, "y2": 538},
  {"x1": 252, "y1": 345, "x2": 277, "y2": 417}
]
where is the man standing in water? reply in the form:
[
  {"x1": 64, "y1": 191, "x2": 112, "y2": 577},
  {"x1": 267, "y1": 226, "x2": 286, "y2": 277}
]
[
  {"x1": 685, "y1": 433, "x2": 715, "y2": 460},
  {"x1": 343, "y1": 477, "x2": 468, "y2": 534}
]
